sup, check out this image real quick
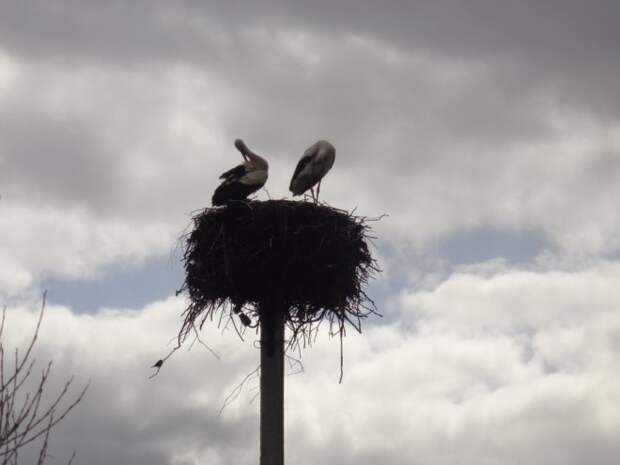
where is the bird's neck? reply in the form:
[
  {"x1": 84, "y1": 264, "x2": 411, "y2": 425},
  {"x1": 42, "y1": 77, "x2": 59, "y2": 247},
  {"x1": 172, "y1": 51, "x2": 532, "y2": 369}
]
[{"x1": 246, "y1": 156, "x2": 268, "y2": 171}]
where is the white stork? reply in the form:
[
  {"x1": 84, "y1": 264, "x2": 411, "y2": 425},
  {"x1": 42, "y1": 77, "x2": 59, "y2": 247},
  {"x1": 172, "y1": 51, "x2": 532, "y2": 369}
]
[
  {"x1": 289, "y1": 140, "x2": 336, "y2": 203},
  {"x1": 212, "y1": 139, "x2": 269, "y2": 206}
]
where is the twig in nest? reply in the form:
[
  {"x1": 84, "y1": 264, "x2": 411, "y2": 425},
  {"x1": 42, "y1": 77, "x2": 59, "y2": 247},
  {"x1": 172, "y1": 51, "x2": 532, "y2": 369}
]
[
  {"x1": 285, "y1": 354, "x2": 304, "y2": 376},
  {"x1": 219, "y1": 365, "x2": 260, "y2": 416},
  {"x1": 188, "y1": 323, "x2": 220, "y2": 360}
]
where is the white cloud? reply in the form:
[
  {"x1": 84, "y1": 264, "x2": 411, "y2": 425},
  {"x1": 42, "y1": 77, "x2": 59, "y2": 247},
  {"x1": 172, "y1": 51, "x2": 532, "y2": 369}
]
[
  {"x1": 4, "y1": 260, "x2": 620, "y2": 464},
  {"x1": 403, "y1": 261, "x2": 620, "y2": 334},
  {"x1": 0, "y1": 202, "x2": 175, "y2": 297},
  {"x1": 4, "y1": 295, "x2": 261, "y2": 465},
  {"x1": 0, "y1": 50, "x2": 20, "y2": 101},
  {"x1": 0, "y1": 258, "x2": 32, "y2": 294}
]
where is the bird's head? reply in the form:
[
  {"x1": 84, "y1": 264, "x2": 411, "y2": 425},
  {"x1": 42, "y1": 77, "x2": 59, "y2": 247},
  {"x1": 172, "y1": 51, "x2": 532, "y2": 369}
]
[
  {"x1": 234, "y1": 138, "x2": 268, "y2": 170},
  {"x1": 234, "y1": 139, "x2": 249, "y2": 161}
]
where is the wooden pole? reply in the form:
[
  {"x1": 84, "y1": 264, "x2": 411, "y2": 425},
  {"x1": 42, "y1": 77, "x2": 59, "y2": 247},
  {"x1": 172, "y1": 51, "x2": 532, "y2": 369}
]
[{"x1": 260, "y1": 295, "x2": 285, "y2": 465}]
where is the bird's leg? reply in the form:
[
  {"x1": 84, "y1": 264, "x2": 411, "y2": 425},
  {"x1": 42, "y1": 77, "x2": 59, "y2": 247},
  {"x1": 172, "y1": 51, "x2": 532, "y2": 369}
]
[
  {"x1": 316, "y1": 180, "x2": 322, "y2": 204},
  {"x1": 310, "y1": 186, "x2": 316, "y2": 203}
]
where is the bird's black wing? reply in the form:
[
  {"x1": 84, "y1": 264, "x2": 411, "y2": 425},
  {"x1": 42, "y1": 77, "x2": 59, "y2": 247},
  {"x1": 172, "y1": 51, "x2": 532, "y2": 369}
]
[
  {"x1": 219, "y1": 164, "x2": 246, "y2": 180},
  {"x1": 289, "y1": 155, "x2": 313, "y2": 188},
  {"x1": 212, "y1": 180, "x2": 261, "y2": 206}
]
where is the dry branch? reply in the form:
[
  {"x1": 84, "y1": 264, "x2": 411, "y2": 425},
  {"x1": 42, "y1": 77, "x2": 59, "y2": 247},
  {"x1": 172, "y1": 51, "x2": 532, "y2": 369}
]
[{"x1": 0, "y1": 295, "x2": 88, "y2": 465}]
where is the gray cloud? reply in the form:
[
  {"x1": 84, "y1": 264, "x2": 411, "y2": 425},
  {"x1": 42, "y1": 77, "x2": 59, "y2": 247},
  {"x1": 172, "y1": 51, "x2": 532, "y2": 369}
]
[
  {"x1": 4, "y1": 1, "x2": 620, "y2": 63},
  {"x1": 1, "y1": 0, "x2": 620, "y2": 294},
  {"x1": 2, "y1": 1, "x2": 620, "y2": 124},
  {"x1": 0, "y1": 107, "x2": 120, "y2": 208}
]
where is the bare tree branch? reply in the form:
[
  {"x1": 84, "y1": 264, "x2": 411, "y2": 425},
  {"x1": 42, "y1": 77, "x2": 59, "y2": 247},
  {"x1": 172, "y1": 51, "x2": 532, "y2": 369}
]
[{"x1": 0, "y1": 296, "x2": 88, "y2": 465}]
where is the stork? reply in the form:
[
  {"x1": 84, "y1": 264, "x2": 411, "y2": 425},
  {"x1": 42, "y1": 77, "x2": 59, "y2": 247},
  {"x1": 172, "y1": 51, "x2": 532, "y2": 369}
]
[
  {"x1": 289, "y1": 140, "x2": 336, "y2": 203},
  {"x1": 212, "y1": 139, "x2": 269, "y2": 206}
]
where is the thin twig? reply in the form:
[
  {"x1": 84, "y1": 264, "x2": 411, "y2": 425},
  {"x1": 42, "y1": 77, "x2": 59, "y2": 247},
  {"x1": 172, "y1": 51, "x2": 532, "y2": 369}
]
[{"x1": 219, "y1": 365, "x2": 260, "y2": 416}]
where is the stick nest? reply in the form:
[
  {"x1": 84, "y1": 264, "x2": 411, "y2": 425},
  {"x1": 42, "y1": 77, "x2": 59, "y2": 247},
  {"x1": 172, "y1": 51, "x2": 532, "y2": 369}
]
[{"x1": 177, "y1": 200, "x2": 380, "y2": 346}]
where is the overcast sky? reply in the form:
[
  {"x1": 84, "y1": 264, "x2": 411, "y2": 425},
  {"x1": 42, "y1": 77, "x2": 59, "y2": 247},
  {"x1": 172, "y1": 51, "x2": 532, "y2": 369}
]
[{"x1": 2, "y1": 1, "x2": 620, "y2": 464}]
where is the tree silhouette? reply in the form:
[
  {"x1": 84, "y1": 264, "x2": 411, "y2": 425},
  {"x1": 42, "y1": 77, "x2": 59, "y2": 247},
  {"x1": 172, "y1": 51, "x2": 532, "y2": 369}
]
[{"x1": 0, "y1": 294, "x2": 88, "y2": 465}]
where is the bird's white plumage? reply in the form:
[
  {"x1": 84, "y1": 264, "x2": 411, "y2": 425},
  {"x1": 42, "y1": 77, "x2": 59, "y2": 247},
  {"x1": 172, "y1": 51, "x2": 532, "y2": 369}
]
[
  {"x1": 239, "y1": 169, "x2": 268, "y2": 186},
  {"x1": 289, "y1": 140, "x2": 336, "y2": 198}
]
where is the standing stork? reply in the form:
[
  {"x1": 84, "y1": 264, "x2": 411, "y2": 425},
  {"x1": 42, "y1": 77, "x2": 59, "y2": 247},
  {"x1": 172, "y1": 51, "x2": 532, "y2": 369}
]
[
  {"x1": 289, "y1": 140, "x2": 336, "y2": 203},
  {"x1": 212, "y1": 139, "x2": 269, "y2": 206}
]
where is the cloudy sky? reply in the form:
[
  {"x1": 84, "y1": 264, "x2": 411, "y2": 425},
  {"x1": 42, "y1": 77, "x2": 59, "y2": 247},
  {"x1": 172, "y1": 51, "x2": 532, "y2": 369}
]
[{"x1": 2, "y1": 1, "x2": 620, "y2": 464}]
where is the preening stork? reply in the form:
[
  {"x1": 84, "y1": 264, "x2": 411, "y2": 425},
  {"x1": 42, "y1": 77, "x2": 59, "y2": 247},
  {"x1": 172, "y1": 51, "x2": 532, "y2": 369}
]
[
  {"x1": 289, "y1": 140, "x2": 336, "y2": 203},
  {"x1": 212, "y1": 139, "x2": 269, "y2": 206}
]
